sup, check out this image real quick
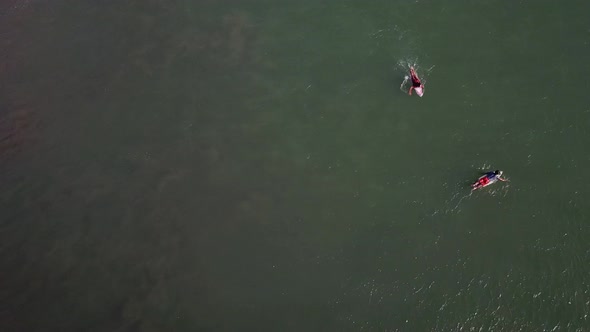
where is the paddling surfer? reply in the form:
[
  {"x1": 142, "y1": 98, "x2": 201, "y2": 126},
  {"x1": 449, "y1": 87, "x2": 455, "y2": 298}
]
[{"x1": 408, "y1": 66, "x2": 424, "y2": 97}]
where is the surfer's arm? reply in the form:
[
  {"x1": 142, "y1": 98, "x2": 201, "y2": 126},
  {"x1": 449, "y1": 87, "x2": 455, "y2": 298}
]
[
  {"x1": 408, "y1": 86, "x2": 413, "y2": 95},
  {"x1": 498, "y1": 176, "x2": 508, "y2": 182}
]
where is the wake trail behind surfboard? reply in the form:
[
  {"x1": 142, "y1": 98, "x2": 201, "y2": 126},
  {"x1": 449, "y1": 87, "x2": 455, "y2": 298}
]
[{"x1": 426, "y1": 185, "x2": 473, "y2": 219}]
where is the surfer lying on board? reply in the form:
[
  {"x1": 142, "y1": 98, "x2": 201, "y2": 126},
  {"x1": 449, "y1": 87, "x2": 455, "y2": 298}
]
[
  {"x1": 408, "y1": 66, "x2": 424, "y2": 97},
  {"x1": 471, "y1": 170, "x2": 508, "y2": 190}
]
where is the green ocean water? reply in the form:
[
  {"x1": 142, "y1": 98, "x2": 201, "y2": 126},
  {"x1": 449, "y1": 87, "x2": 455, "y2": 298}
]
[{"x1": 2, "y1": 1, "x2": 590, "y2": 331}]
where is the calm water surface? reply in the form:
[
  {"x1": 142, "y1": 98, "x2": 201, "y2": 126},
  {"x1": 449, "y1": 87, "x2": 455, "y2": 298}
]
[{"x1": 2, "y1": 1, "x2": 590, "y2": 331}]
